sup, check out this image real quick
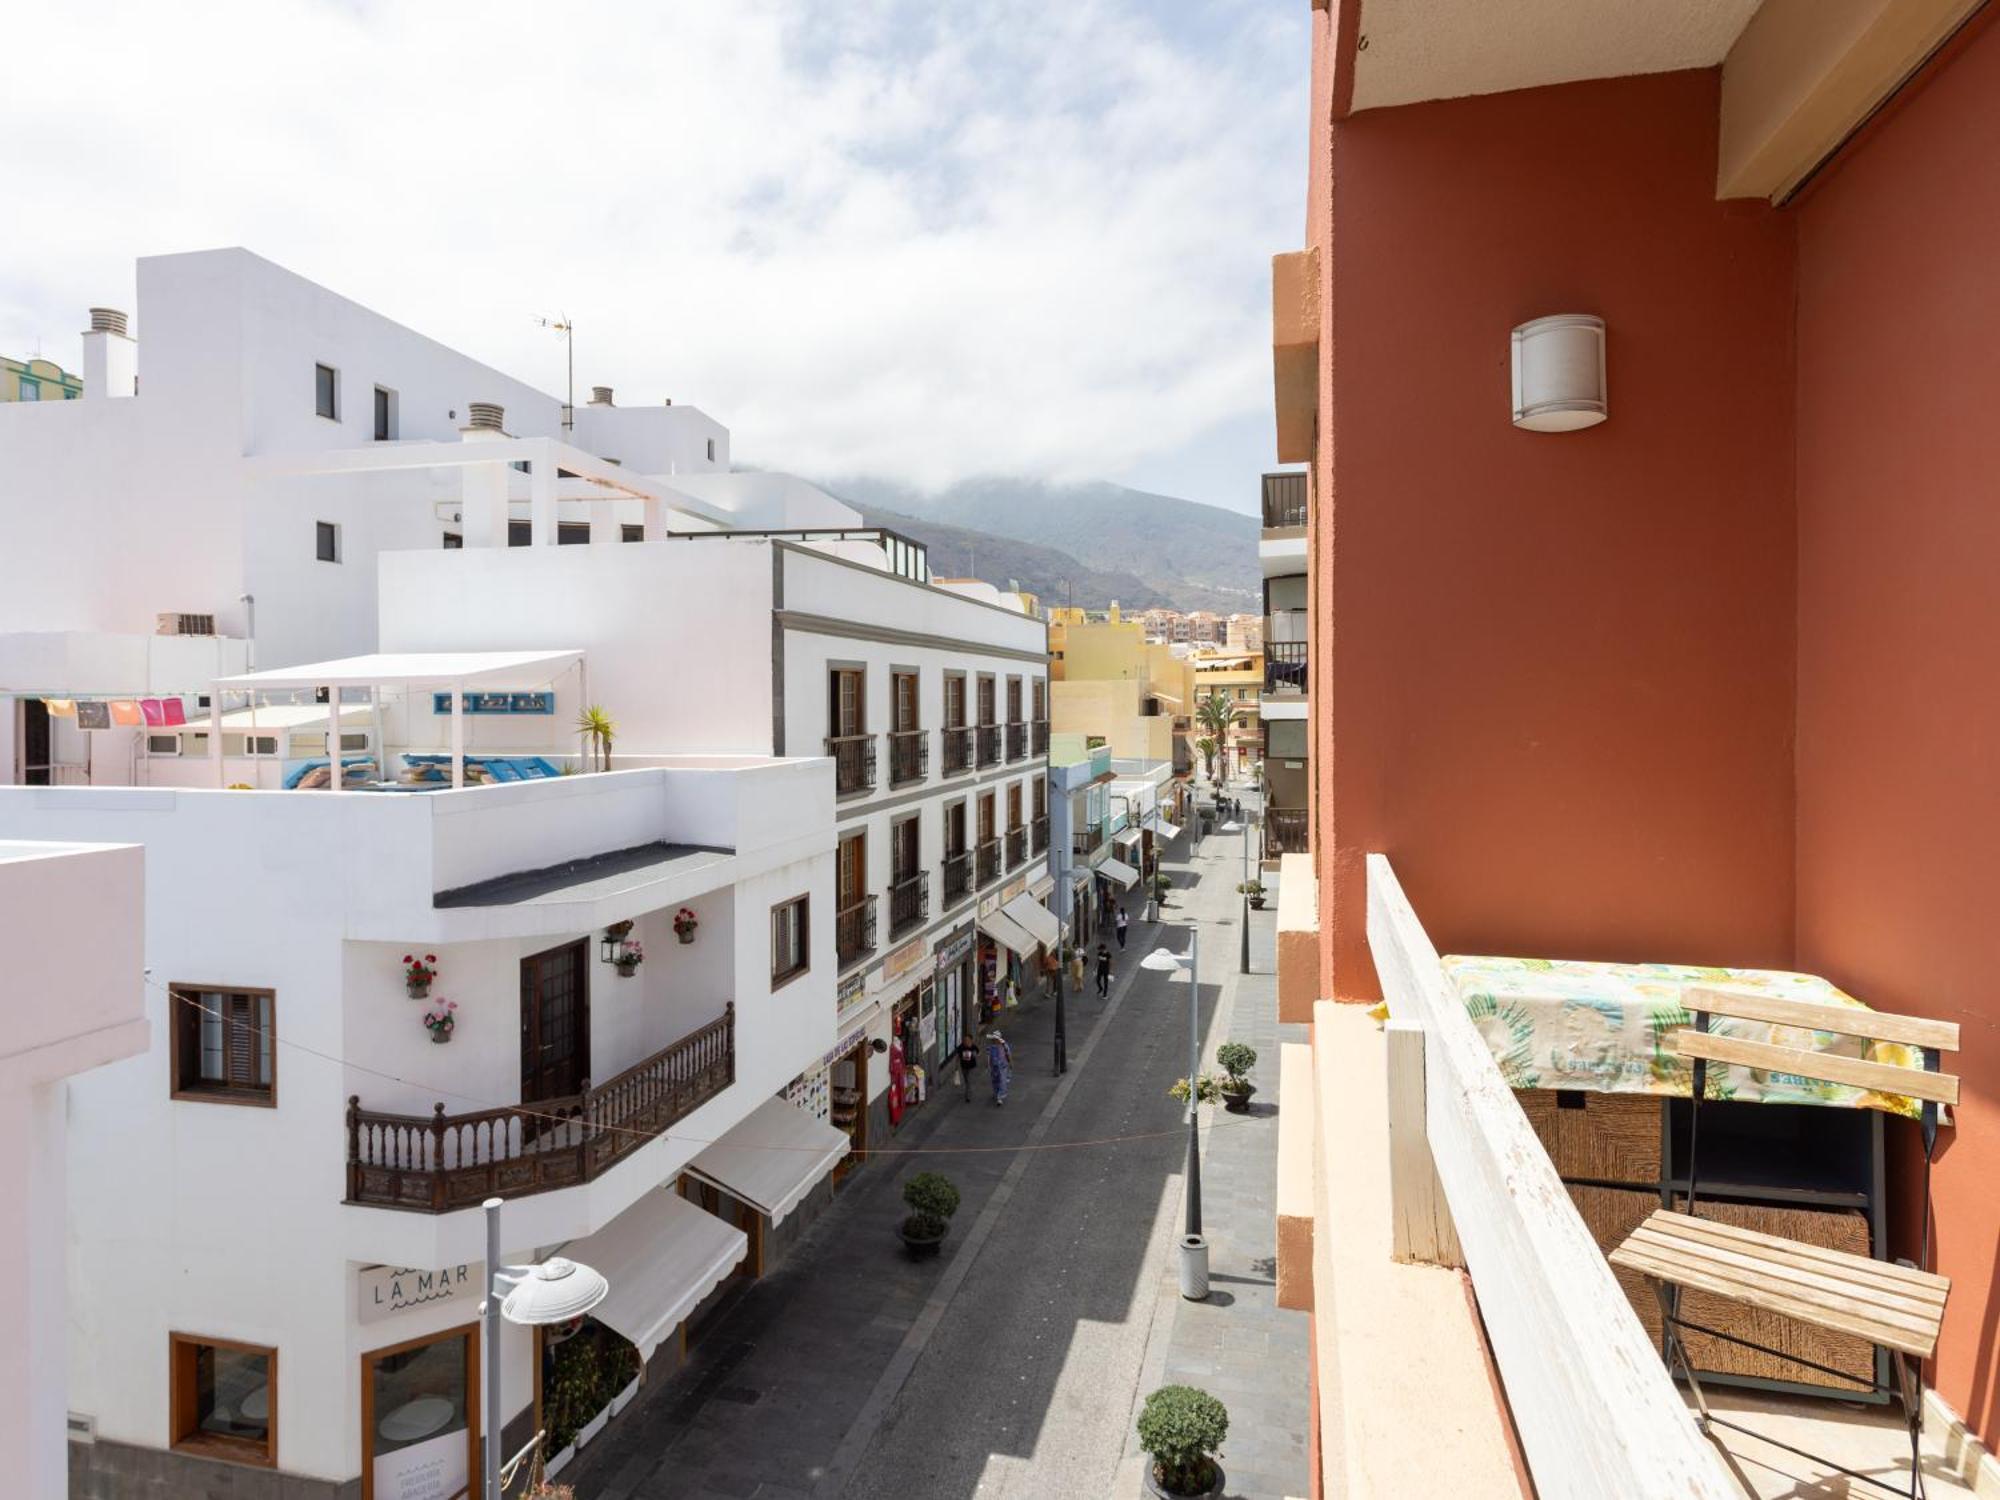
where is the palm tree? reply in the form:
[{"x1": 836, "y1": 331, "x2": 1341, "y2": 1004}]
[
  {"x1": 1195, "y1": 690, "x2": 1233, "y2": 781},
  {"x1": 576, "y1": 704, "x2": 616, "y2": 772},
  {"x1": 1195, "y1": 735, "x2": 1219, "y2": 780}
]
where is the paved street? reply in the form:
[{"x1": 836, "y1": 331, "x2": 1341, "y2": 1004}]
[{"x1": 570, "y1": 796, "x2": 1309, "y2": 1500}]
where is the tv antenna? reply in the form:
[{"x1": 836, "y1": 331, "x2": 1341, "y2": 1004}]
[{"x1": 533, "y1": 315, "x2": 574, "y2": 434}]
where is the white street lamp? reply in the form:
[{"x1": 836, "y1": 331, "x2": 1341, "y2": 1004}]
[
  {"x1": 1220, "y1": 815, "x2": 1254, "y2": 973},
  {"x1": 1140, "y1": 934, "x2": 1209, "y2": 1300},
  {"x1": 482, "y1": 1197, "x2": 610, "y2": 1500}
]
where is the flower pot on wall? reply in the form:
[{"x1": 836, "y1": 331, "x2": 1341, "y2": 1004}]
[
  {"x1": 407, "y1": 980, "x2": 431, "y2": 1000},
  {"x1": 614, "y1": 959, "x2": 641, "y2": 979},
  {"x1": 677, "y1": 931, "x2": 695, "y2": 946}
]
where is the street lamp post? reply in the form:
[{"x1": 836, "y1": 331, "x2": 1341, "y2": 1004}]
[
  {"x1": 1052, "y1": 899, "x2": 1068, "y2": 1077},
  {"x1": 481, "y1": 1197, "x2": 611, "y2": 1500},
  {"x1": 1140, "y1": 931, "x2": 1207, "y2": 1299},
  {"x1": 1219, "y1": 813, "x2": 1254, "y2": 974}
]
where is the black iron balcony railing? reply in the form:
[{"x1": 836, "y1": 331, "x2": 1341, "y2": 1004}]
[
  {"x1": 975, "y1": 838, "x2": 1001, "y2": 887},
  {"x1": 1005, "y1": 720, "x2": 1027, "y2": 761},
  {"x1": 942, "y1": 849, "x2": 973, "y2": 906},
  {"x1": 346, "y1": 1006, "x2": 734, "y2": 1212},
  {"x1": 975, "y1": 724, "x2": 1001, "y2": 768},
  {"x1": 1031, "y1": 814, "x2": 1049, "y2": 856},
  {"x1": 941, "y1": 726, "x2": 973, "y2": 775},
  {"x1": 826, "y1": 733, "x2": 877, "y2": 795},
  {"x1": 1262, "y1": 470, "x2": 1308, "y2": 529},
  {"x1": 889, "y1": 870, "x2": 930, "y2": 936},
  {"x1": 1005, "y1": 826, "x2": 1028, "y2": 870},
  {"x1": 1071, "y1": 825, "x2": 1104, "y2": 859},
  {"x1": 888, "y1": 729, "x2": 929, "y2": 787},
  {"x1": 1265, "y1": 808, "x2": 1310, "y2": 857},
  {"x1": 836, "y1": 895, "x2": 879, "y2": 964},
  {"x1": 1265, "y1": 642, "x2": 1307, "y2": 694},
  {"x1": 1031, "y1": 720, "x2": 1050, "y2": 755}
]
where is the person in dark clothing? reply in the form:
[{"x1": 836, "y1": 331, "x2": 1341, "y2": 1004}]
[
  {"x1": 1094, "y1": 942, "x2": 1112, "y2": 997},
  {"x1": 1114, "y1": 905, "x2": 1129, "y2": 949},
  {"x1": 955, "y1": 1033, "x2": 980, "y2": 1101}
]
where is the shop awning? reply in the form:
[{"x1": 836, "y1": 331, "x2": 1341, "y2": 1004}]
[
  {"x1": 559, "y1": 1189, "x2": 747, "y2": 1360},
  {"x1": 1029, "y1": 874, "x2": 1055, "y2": 901},
  {"x1": 686, "y1": 1096, "x2": 851, "y2": 1227},
  {"x1": 1002, "y1": 894, "x2": 1061, "y2": 950},
  {"x1": 978, "y1": 907, "x2": 1040, "y2": 959},
  {"x1": 1152, "y1": 817, "x2": 1183, "y2": 843},
  {"x1": 1114, "y1": 827, "x2": 1143, "y2": 854},
  {"x1": 1098, "y1": 857, "x2": 1140, "y2": 890}
]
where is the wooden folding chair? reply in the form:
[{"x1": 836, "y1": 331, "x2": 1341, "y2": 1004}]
[{"x1": 1610, "y1": 984, "x2": 1959, "y2": 1499}]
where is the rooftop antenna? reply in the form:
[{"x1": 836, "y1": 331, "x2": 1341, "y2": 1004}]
[{"x1": 533, "y1": 315, "x2": 574, "y2": 434}]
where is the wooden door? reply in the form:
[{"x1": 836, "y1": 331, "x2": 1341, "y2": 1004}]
[
  {"x1": 838, "y1": 832, "x2": 867, "y2": 909},
  {"x1": 977, "y1": 675, "x2": 995, "y2": 725},
  {"x1": 830, "y1": 669, "x2": 864, "y2": 736},
  {"x1": 520, "y1": 941, "x2": 590, "y2": 1103},
  {"x1": 978, "y1": 794, "x2": 995, "y2": 843},
  {"x1": 893, "y1": 672, "x2": 919, "y2": 732},
  {"x1": 1006, "y1": 676, "x2": 1022, "y2": 722},
  {"x1": 1007, "y1": 782, "x2": 1023, "y2": 830},
  {"x1": 946, "y1": 800, "x2": 967, "y2": 856},
  {"x1": 21, "y1": 699, "x2": 49, "y2": 786},
  {"x1": 944, "y1": 675, "x2": 966, "y2": 728}
]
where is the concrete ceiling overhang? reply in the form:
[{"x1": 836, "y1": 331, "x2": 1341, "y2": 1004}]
[{"x1": 1348, "y1": 0, "x2": 1765, "y2": 113}]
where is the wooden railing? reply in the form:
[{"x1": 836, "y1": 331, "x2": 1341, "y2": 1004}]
[
  {"x1": 975, "y1": 838, "x2": 1001, "y2": 887},
  {"x1": 1005, "y1": 720, "x2": 1027, "y2": 761},
  {"x1": 1366, "y1": 856, "x2": 1736, "y2": 1499},
  {"x1": 346, "y1": 1006, "x2": 735, "y2": 1213},
  {"x1": 975, "y1": 724, "x2": 1001, "y2": 768},
  {"x1": 836, "y1": 895, "x2": 878, "y2": 964},
  {"x1": 941, "y1": 726, "x2": 973, "y2": 775},
  {"x1": 889, "y1": 870, "x2": 929, "y2": 935},
  {"x1": 826, "y1": 733, "x2": 877, "y2": 795},
  {"x1": 887, "y1": 730, "x2": 929, "y2": 786}
]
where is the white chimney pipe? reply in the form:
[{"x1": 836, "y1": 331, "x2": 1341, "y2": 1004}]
[{"x1": 81, "y1": 308, "x2": 136, "y2": 400}]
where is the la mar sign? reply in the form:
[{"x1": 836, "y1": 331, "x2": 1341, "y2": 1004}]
[{"x1": 359, "y1": 1262, "x2": 484, "y2": 1325}]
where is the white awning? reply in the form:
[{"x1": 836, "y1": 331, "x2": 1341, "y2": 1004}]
[
  {"x1": 978, "y1": 908, "x2": 1039, "y2": 959},
  {"x1": 1028, "y1": 874, "x2": 1055, "y2": 901},
  {"x1": 1152, "y1": 818, "x2": 1183, "y2": 843},
  {"x1": 1114, "y1": 827, "x2": 1143, "y2": 853},
  {"x1": 1098, "y1": 857, "x2": 1140, "y2": 890},
  {"x1": 213, "y1": 649, "x2": 583, "y2": 691},
  {"x1": 211, "y1": 704, "x2": 374, "y2": 731},
  {"x1": 686, "y1": 1096, "x2": 851, "y2": 1227},
  {"x1": 1002, "y1": 894, "x2": 1061, "y2": 950},
  {"x1": 558, "y1": 1189, "x2": 746, "y2": 1361}
]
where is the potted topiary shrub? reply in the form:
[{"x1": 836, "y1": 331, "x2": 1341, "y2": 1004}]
[
  {"x1": 1136, "y1": 1384, "x2": 1229, "y2": 1498},
  {"x1": 1215, "y1": 1042, "x2": 1258, "y2": 1113},
  {"x1": 1148, "y1": 871, "x2": 1173, "y2": 908},
  {"x1": 899, "y1": 1170, "x2": 961, "y2": 1259},
  {"x1": 1237, "y1": 879, "x2": 1266, "y2": 910}
]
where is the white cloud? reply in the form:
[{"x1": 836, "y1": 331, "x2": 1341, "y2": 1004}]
[{"x1": 0, "y1": 0, "x2": 1304, "y2": 501}]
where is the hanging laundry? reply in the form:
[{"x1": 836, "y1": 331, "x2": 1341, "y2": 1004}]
[
  {"x1": 41, "y1": 698, "x2": 76, "y2": 718},
  {"x1": 161, "y1": 698, "x2": 188, "y2": 727},
  {"x1": 109, "y1": 701, "x2": 143, "y2": 726},
  {"x1": 75, "y1": 701, "x2": 111, "y2": 730},
  {"x1": 140, "y1": 699, "x2": 166, "y2": 726}
]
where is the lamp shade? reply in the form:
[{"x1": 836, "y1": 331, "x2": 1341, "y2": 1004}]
[
  {"x1": 1511, "y1": 314, "x2": 1606, "y2": 432},
  {"x1": 1139, "y1": 946, "x2": 1186, "y2": 973},
  {"x1": 500, "y1": 1256, "x2": 610, "y2": 1326}
]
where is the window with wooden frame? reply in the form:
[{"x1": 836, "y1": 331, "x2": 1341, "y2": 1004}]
[
  {"x1": 771, "y1": 895, "x2": 810, "y2": 986},
  {"x1": 1007, "y1": 782, "x2": 1024, "y2": 830},
  {"x1": 170, "y1": 1333, "x2": 276, "y2": 1467},
  {"x1": 1006, "y1": 675, "x2": 1023, "y2": 722},
  {"x1": 171, "y1": 986, "x2": 276, "y2": 1105},
  {"x1": 1033, "y1": 775, "x2": 1047, "y2": 819},
  {"x1": 944, "y1": 673, "x2": 967, "y2": 728},
  {"x1": 891, "y1": 813, "x2": 921, "y2": 883},
  {"x1": 892, "y1": 670, "x2": 919, "y2": 733},
  {"x1": 976, "y1": 674, "x2": 996, "y2": 726},
  {"x1": 830, "y1": 667, "x2": 866, "y2": 737},
  {"x1": 1032, "y1": 677, "x2": 1046, "y2": 721}
]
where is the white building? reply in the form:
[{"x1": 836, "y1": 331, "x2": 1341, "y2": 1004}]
[{"x1": 0, "y1": 249, "x2": 1054, "y2": 1497}]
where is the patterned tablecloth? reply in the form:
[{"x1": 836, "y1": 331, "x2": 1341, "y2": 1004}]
[{"x1": 1442, "y1": 955, "x2": 1924, "y2": 1119}]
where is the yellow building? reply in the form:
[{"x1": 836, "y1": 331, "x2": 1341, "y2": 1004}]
[
  {"x1": 1190, "y1": 650, "x2": 1264, "y2": 782},
  {"x1": 1047, "y1": 605, "x2": 1196, "y2": 767},
  {"x1": 1, "y1": 355, "x2": 82, "y2": 403}
]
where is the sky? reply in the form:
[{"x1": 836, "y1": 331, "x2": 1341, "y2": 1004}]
[{"x1": 0, "y1": 1, "x2": 1307, "y2": 515}]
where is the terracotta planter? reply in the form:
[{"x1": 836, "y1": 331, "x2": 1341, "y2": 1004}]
[
  {"x1": 614, "y1": 960, "x2": 641, "y2": 979},
  {"x1": 676, "y1": 930, "x2": 695, "y2": 945},
  {"x1": 428, "y1": 1030, "x2": 452, "y2": 1044}
]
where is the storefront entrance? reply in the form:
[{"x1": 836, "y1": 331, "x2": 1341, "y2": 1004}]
[
  {"x1": 830, "y1": 1036, "x2": 868, "y2": 1182},
  {"x1": 361, "y1": 1324, "x2": 479, "y2": 1500}
]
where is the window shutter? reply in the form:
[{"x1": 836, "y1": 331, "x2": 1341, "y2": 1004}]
[{"x1": 223, "y1": 994, "x2": 259, "y2": 1089}]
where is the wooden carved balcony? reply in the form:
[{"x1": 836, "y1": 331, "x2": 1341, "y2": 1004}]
[
  {"x1": 1031, "y1": 814, "x2": 1049, "y2": 856},
  {"x1": 827, "y1": 733, "x2": 878, "y2": 795},
  {"x1": 975, "y1": 837, "x2": 1001, "y2": 887},
  {"x1": 1005, "y1": 826, "x2": 1028, "y2": 870},
  {"x1": 1005, "y1": 720, "x2": 1027, "y2": 761},
  {"x1": 975, "y1": 724, "x2": 1001, "y2": 768},
  {"x1": 941, "y1": 726, "x2": 974, "y2": 775},
  {"x1": 889, "y1": 870, "x2": 930, "y2": 936},
  {"x1": 837, "y1": 894, "x2": 879, "y2": 964},
  {"x1": 887, "y1": 730, "x2": 929, "y2": 787},
  {"x1": 346, "y1": 1006, "x2": 735, "y2": 1213},
  {"x1": 942, "y1": 849, "x2": 972, "y2": 905},
  {"x1": 1031, "y1": 720, "x2": 1050, "y2": 755}
]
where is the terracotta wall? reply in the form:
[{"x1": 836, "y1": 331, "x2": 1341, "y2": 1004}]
[
  {"x1": 1316, "y1": 70, "x2": 1799, "y2": 999},
  {"x1": 1792, "y1": 16, "x2": 2000, "y2": 1445}
]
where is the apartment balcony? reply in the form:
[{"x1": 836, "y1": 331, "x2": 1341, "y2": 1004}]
[
  {"x1": 941, "y1": 725, "x2": 974, "y2": 776},
  {"x1": 942, "y1": 849, "x2": 973, "y2": 906},
  {"x1": 1005, "y1": 826, "x2": 1027, "y2": 870},
  {"x1": 887, "y1": 729, "x2": 929, "y2": 787},
  {"x1": 1265, "y1": 642, "x2": 1308, "y2": 695},
  {"x1": 975, "y1": 837, "x2": 1001, "y2": 887},
  {"x1": 889, "y1": 869, "x2": 929, "y2": 936},
  {"x1": 1005, "y1": 720, "x2": 1028, "y2": 761},
  {"x1": 836, "y1": 894, "x2": 878, "y2": 965},
  {"x1": 346, "y1": 1006, "x2": 734, "y2": 1212},
  {"x1": 1265, "y1": 807, "x2": 1309, "y2": 857},
  {"x1": 1031, "y1": 814, "x2": 1049, "y2": 856},
  {"x1": 826, "y1": 733, "x2": 877, "y2": 796},
  {"x1": 1032, "y1": 719, "x2": 1050, "y2": 756},
  {"x1": 1262, "y1": 470, "x2": 1308, "y2": 530},
  {"x1": 1071, "y1": 825, "x2": 1105, "y2": 860},
  {"x1": 975, "y1": 724, "x2": 1002, "y2": 768}
]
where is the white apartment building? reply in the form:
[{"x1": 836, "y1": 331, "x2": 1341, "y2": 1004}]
[
  {"x1": 0, "y1": 249, "x2": 1053, "y2": 1498},
  {"x1": 1259, "y1": 469, "x2": 1309, "y2": 860}
]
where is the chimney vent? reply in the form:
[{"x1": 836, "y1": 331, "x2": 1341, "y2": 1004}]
[
  {"x1": 466, "y1": 401, "x2": 505, "y2": 432},
  {"x1": 88, "y1": 308, "x2": 129, "y2": 337},
  {"x1": 589, "y1": 386, "x2": 614, "y2": 406},
  {"x1": 662, "y1": 397, "x2": 672, "y2": 407}
]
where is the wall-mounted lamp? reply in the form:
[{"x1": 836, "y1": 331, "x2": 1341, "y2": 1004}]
[
  {"x1": 1511, "y1": 314, "x2": 1606, "y2": 432},
  {"x1": 599, "y1": 920, "x2": 634, "y2": 965}
]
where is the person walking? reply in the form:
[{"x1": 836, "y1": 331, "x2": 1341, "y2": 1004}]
[
  {"x1": 985, "y1": 1029, "x2": 1014, "y2": 1105},
  {"x1": 1094, "y1": 941, "x2": 1112, "y2": 998},
  {"x1": 1114, "y1": 905, "x2": 1129, "y2": 950},
  {"x1": 955, "y1": 1032, "x2": 980, "y2": 1102}
]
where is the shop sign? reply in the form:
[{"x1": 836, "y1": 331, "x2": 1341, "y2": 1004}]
[
  {"x1": 934, "y1": 923, "x2": 974, "y2": 970},
  {"x1": 836, "y1": 971, "x2": 868, "y2": 1010},
  {"x1": 358, "y1": 1262, "x2": 483, "y2": 1325},
  {"x1": 1001, "y1": 876, "x2": 1027, "y2": 904},
  {"x1": 821, "y1": 1021, "x2": 870, "y2": 1068},
  {"x1": 883, "y1": 934, "x2": 928, "y2": 982}
]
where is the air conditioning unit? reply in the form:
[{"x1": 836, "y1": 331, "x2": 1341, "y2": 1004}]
[{"x1": 156, "y1": 612, "x2": 217, "y2": 637}]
